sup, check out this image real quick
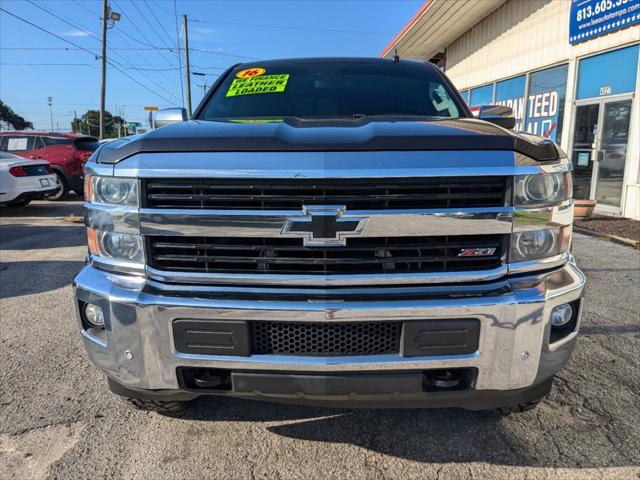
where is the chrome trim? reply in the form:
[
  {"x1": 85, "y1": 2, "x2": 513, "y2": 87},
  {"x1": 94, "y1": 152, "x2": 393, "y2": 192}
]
[
  {"x1": 113, "y1": 150, "x2": 539, "y2": 178},
  {"x1": 85, "y1": 163, "x2": 114, "y2": 177},
  {"x1": 512, "y1": 200, "x2": 573, "y2": 231},
  {"x1": 81, "y1": 328, "x2": 108, "y2": 348},
  {"x1": 139, "y1": 208, "x2": 513, "y2": 237},
  {"x1": 507, "y1": 252, "x2": 570, "y2": 275},
  {"x1": 74, "y1": 261, "x2": 585, "y2": 391},
  {"x1": 91, "y1": 255, "x2": 145, "y2": 276},
  {"x1": 85, "y1": 203, "x2": 140, "y2": 234},
  {"x1": 144, "y1": 264, "x2": 510, "y2": 286}
]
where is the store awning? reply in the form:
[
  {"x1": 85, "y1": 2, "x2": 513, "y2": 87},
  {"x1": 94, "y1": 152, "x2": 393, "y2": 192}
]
[{"x1": 380, "y1": 0, "x2": 508, "y2": 61}]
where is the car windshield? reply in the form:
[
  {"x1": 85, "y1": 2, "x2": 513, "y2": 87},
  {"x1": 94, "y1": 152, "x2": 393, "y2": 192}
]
[{"x1": 198, "y1": 61, "x2": 465, "y2": 120}]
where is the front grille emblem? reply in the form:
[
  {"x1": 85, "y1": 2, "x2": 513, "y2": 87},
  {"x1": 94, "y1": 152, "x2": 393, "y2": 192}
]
[
  {"x1": 457, "y1": 247, "x2": 497, "y2": 257},
  {"x1": 282, "y1": 205, "x2": 368, "y2": 246}
]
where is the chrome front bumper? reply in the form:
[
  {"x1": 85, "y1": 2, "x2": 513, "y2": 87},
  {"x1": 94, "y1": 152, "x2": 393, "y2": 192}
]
[{"x1": 73, "y1": 260, "x2": 585, "y2": 393}]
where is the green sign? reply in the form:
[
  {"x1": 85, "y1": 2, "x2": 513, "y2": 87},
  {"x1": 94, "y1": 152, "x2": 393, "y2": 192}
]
[{"x1": 128, "y1": 121, "x2": 141, "y2": 128}]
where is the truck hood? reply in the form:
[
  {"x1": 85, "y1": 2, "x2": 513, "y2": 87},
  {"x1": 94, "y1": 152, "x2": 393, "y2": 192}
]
[{"x1": 95, "y1": 117, "x2": 562, "y2": 164}]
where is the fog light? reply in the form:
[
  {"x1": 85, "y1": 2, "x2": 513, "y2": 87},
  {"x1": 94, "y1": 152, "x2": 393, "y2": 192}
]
[
  {"x1": 551, "y1": 303, "x2": 573, "y2": 328},
  {"x1": 84, "y1": 304, "x2": 105, "y2": 327}
]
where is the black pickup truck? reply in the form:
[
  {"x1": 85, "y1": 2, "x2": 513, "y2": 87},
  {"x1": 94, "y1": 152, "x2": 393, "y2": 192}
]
[{"x1": 74, "y1": 57, "x2": 584, "y2": 413}]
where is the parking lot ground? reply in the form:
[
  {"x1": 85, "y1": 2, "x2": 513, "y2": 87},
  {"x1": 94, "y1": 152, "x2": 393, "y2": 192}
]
[{"x1": 1, "y1": 199, "x2": 639, "y2": 480}]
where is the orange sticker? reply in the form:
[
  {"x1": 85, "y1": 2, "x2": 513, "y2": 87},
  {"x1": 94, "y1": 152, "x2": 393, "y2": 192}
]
[{"x1": 235, "y1": 68, "x2": 266, "y2": 78}]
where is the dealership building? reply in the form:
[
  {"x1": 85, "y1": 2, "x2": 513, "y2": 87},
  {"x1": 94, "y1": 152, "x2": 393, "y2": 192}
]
[{"x1": 383, "y1": 0, "x2": 640, "y2": 219}]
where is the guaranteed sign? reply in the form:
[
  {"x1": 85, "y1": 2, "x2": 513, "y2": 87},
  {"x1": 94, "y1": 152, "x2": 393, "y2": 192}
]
[{"x1": 226, "y1": 74, "x2": 290, "y2": 97}]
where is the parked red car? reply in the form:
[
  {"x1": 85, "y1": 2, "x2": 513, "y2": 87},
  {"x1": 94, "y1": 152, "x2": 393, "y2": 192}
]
[{"x1": 0, "y1": 132, "x2": 99, "y2": 200}]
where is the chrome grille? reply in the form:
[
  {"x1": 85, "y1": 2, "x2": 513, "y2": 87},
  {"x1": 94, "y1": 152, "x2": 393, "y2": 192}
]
[
  {"x1": 142, "y1": 177, "x2": 508, "y2": 210},
  {"x1": 147, "y1": 235, "x2": 505, "y2": 275}
]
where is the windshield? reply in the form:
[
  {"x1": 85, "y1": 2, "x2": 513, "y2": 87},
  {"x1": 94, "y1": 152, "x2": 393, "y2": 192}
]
[{"x1": 198, "y1": 61, "x2": 465, "y2": 120}]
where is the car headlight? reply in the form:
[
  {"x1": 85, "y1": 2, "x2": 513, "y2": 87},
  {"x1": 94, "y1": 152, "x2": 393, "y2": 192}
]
[
  {"x1": 87, "y1": 228, "x2": 145, "y2": 264},
  {"x1": 85, "y1": 175, "x2": 138, "y2": 206},
  {"x1": 510, "y1": 226, "x2": 572, "y2": 262},
  {"x1": 514, "y1": 173, "x2": 571, "y2": 207}
]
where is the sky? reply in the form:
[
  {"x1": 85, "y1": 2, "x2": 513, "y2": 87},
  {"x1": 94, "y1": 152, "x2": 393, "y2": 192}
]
[{"x1": 0, "y1": 0, "x2": 423, "y2": 132}]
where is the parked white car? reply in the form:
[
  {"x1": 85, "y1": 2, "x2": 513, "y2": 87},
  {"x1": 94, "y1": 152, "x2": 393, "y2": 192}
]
[{"x1": 0, "y1": 151, "x2": 59, "y2": 206}]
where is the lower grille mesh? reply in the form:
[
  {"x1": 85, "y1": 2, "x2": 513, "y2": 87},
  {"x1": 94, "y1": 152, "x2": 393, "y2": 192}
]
[{"x1": 252, "y1": 321, "x2": 401, "y2": 356}]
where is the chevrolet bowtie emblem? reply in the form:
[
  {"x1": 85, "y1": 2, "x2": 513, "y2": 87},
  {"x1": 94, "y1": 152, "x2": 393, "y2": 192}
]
[{"x1": 282, "y1": 205, "x2": 368, "y2": 246}]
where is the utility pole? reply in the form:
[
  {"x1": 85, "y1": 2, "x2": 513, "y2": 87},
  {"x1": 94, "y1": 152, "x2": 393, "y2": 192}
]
[
  {"x1": 48, "y1": 97, "x2": 54, "y2": 132},
  {"x1": 183, "y1": 14, "x2": 192, "y2": 117},
  {"x1": 99, "y1": 0, "x2": 108, "y2": 140}
]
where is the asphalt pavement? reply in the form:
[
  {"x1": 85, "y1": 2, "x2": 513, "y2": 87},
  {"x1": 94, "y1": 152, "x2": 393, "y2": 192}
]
[{"x1": 0, "y1": 199, "x2": 639, "y2": 480}]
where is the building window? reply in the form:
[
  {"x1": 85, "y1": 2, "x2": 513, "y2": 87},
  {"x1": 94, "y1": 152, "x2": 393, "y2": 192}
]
[
  {"x1": 495, "y1": 75, "x2": 526, "y2": 131},
  {"x1": 524, "y1": 64, "x2": 568, "y2": 143},
  {"x1": 469, "y1": 84, "x2": 493, "y2": 107},
  {"x1": 576, "y1": 44, "x2": 639, "y2": 100},
  {"x1": 459, "y1": 89, "x2": 470, "y2": 105}
]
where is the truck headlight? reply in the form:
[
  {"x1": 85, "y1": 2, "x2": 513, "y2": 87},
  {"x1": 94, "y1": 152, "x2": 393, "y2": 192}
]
[
  {"x1": 514, "y1": 173, "x2": 571, "y2": 207},
  {"x1": 85, "y1": 175, "x2": 138, "y2": 206},
  {"x1": 510, "y1": 226, "x2": 571, "y2": 262},
  {"x1": 87, "y1": 228, "x2": 145, "y2": 264}
]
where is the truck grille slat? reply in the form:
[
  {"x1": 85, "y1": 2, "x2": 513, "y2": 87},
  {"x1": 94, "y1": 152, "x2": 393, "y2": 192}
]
[
  {"x1": 147, "y1": 235, "x2": 504, "y2": 275},
  {"x1": 143, "y1": 177, "x2": 508, "y2": 210}
]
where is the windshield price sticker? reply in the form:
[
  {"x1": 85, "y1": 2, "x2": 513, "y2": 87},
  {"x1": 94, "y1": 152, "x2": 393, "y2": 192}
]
[
  {"x1": 226, "y1": 74, "x2": 290, "y2": 97},
  {"x1": 235, "y1": 68, "x2": 266, "y2": 78}
]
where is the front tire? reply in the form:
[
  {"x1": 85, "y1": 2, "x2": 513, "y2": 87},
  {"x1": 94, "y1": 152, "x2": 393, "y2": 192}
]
[{"x1": 123, "y1": 397, "x2": 190, "y2": 413}]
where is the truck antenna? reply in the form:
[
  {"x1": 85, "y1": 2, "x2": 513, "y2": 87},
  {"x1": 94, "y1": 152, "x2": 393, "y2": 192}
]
[{"x1": 392, "y1": 48, "x2": 400, "y2": 63}]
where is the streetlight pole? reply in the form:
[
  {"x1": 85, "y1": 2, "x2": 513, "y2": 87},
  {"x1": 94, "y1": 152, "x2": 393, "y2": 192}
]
[
  {"x1": 183, "y1": 14, "x2": 192, "y2": 117},
  {"x1": 99, "y1": 0, "x2": 108, "y2": 140},
  {"x1": 48, "y1": 96, "x2": 54, "y2": 132}
]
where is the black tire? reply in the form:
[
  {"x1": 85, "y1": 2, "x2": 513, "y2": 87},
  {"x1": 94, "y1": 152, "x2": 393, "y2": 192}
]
[
  {"x1": 48, "y1": 172, "x2": 68, "y2": 201},
  {"x1": 491, "y1": 398, "x2": 543, "y2": 416},
  {"x1": 6, "y1": 198, "x2": 31, "y2": 207},
  {"x1": 123, "y1": 397, "x2": 190, "y2": 413}
]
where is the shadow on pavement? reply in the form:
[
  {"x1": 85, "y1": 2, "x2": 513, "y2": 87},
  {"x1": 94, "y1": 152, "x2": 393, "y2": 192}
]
[
  {"x1": 0, "y1": 224, "x2": 86, "y2": 250},
  {"x1": 163, "y1": 393, "x2": 632, "y2": 468},
  {"x1": 0, "y1": 260, "x2": 85, "y2": 298},
  {"x1": 0, "y1": 197, "x2": 83, "y2": 219}
]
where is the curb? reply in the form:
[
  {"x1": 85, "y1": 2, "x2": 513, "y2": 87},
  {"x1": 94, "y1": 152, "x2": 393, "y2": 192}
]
[{"x1": 574, "y1": 226, "x2": 639, "y2": 249}]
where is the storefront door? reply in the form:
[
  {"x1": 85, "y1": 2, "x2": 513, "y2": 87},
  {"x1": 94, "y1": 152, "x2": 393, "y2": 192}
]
[{"x1": 570, "y1": 96, "x2": 633, "y2": 211}]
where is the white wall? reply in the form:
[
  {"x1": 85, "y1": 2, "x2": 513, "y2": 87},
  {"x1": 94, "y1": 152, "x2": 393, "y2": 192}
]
[{"x1": 445, "y1": 0, "x2": 639, "y2": 90}]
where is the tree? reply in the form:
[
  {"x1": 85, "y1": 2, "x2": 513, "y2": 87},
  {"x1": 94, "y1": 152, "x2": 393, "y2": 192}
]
[
  {"x1": 0, "y1": 100, "x2": 33, "y2": 130},
  {"x1": 72, "y1": 110, "x2": 116, "y2": 137}
]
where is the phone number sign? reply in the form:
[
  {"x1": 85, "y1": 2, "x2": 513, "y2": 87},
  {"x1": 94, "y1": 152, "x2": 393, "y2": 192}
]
[{"x1": 569, "y1": 0, "x2": 639, "y2": 44}]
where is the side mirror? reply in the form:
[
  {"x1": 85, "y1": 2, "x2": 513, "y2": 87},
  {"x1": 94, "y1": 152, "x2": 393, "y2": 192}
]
[
  {"x1": 154, "y1": 108, "x2": 188, "y2": 128},
  {"x1": 475, "y1": 105, "x2": 516, "y2": 130}
]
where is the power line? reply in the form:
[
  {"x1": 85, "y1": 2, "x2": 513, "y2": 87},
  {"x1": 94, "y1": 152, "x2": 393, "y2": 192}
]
[
  {"x1": 1, "y1": 62, "x2": 181, "y2": 71},
  {"x1": 129, "y1": 0, "x2": 176, "y2": 53},
  {"x1": 22, "y1": 0, "x2": 180, "y2": 103},
  {"x1": 189, "y1": 18, "x2": 394, "y2": 35},
  {"x1": 0, "y1": 46, "x2": 256, "y2": 58},
  {"x1": 0, "y1": 7, "x2": 175, "y2": 104},
  {"x1": 143, "y1": 0, "x2": 177, "y2": 48},
  {"x1": 110, "y1": 0, "x2": 175, "y2": 67}
]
